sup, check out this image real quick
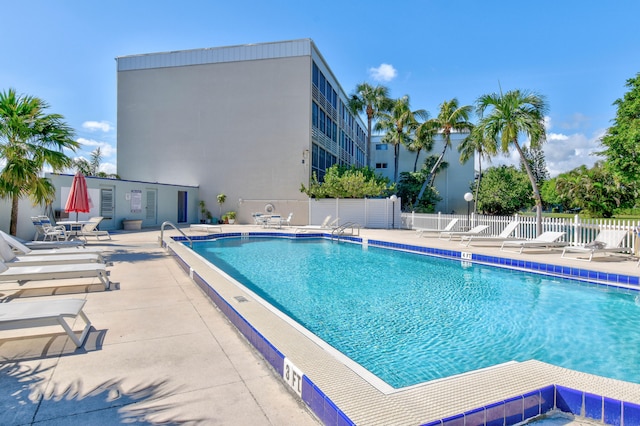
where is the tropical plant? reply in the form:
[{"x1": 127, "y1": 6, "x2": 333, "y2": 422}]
[
  {"x1": 73, "y1": 147, "x2": 119, "y2": 179},
  {"x1": 457, "y1": 124, "x2": 497, "y2": 212},
  {"x1": 0, "y1": 88, "x2": 79, "y2": 235},
  {"x1": 396, "y1": 169, "x2": 442, "y2": 212},
  {"x1": 300, "y1": 165, "x2": 394, "y2": 198},
  {"x1": 374, "y1": 95, "x2": 428, "y2": 183},
  {"x1": 348, "y1": 83, "x2": 391, "y2": 168},
  {"x1": 476, "y1": 165, "x2": 532, "y2": 215},
  {"x1": 555, "y1": 162, "x2": 637, "y2": 217},
  {"x1": 216, "y1": 193, "x2": 226, "y2": 219},
  {"x1": 475, "y1": 89, "x2": 548, "y2": 234},
  {"x1": 599, "y1": 72, "x2": 640, "y2": 185}
]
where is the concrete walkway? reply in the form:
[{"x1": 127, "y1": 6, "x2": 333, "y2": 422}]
[{"x1": 0, "y1": 229, "x2": 319, "y2": 425}]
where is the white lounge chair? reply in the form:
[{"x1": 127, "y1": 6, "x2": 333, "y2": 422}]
[
  {"x1": 460, "y1": 221, "x2": 520, "y2": 247},
  {"x1": 561, "y1": 229, "x2": 630, "y2": 261},
  {"x1": 0, "y1": 231, "x2": 100, "y2": 256},
  {"x1": 439, "y1": 225, "x2": 489, "y2": 241},
  {"x1": 78, "y1": 217, "x2": 111, "y2": 241},
  {"x1": 0, "y1": 298, "x2": 92, "y2": 347},
  {"x1": 189, "y1": 224, "x2": 223, "y2": 233},
  {"x1": 0, "y1": 260, "x2": 110, "y2": 289},
  {"x1": 295, "y1": 215, "x2": 338, "y2": 232},
  {"x1": 0, "y1": 236, "x2": 105, "y2": 266},
  {"x1": 415, "y1": 218, "x2": 459, "y2": 238},
  {"x1": 500, "y1": 231, "x2": 567, "y2": 254},
  {"x1": 280, "y1": 213, "x2": 293, "y2": 227}
]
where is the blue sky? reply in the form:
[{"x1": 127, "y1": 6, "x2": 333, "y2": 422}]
[{"x1": 2, "y1": 1, "x2": 639, "y2": 177}]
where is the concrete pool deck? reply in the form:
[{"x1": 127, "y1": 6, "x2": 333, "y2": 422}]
[{"x1": 1, "y1": 225, "x2": 639, "y2": 425}]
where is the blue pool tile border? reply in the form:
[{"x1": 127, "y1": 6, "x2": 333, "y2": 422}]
[
  {"x1": 367, "y1": 239, "x2": 640, "y2": 291},
  {"x1": 423, "y1": 384, "x2": 640, "y2": 425},
  {"x1": 169, "y1": 234, "x2": 639, "y2": 425}
]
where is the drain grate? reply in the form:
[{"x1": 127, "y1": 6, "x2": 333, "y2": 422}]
[{"x1": 234, "y1": 296, "x2": 249, "y2": 303}]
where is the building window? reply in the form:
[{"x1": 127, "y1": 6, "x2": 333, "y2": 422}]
[
  {"x1": 375, "y1": 144, "x2": 389, "y2": 151},
  {"x1": 376, "y1": 163, "x2": 388, "y2": 169}
]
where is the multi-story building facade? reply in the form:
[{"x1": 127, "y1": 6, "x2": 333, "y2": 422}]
[{"x1": 116, "y1": 39, "x2": 367, "y2": 224}]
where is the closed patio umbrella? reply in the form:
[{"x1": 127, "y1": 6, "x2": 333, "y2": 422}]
[{"x1": 65, "y1": 172, "x2": 91, "y2": 221}]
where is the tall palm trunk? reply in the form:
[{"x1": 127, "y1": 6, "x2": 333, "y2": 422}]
[
  {"x1": 10, "y1": 194, "x2": 19, "y2": 236},
  {"x1": 413, "y1": 149, "x2": 422, "y2": 172},
  {"x1": 366, "y1": 105, "x2": 373, "y2": 168},
  {"x1": 474, "y1": 157, "x2": 482, "y2": 213},
  {"x1": 513, "y1": 140, "x2": 543, "y2": 235}
]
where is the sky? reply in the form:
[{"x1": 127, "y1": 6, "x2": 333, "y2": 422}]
[{"x1": 2, "y1": 0, "x2": 640, "y2": 177}]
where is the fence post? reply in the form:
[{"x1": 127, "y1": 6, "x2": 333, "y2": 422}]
[{"x1": 573, "y1": 214, "x2": 581, "y2": 246}]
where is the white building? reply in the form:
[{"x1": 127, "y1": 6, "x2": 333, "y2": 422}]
[
  {"x1": 116, "y1": 39, "x2": 367, "y2": 225},
  {"x1": 371, "y1": 133, "x2": 474, "y2": 213}
]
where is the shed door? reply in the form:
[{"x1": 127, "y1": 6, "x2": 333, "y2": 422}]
[
  {"x1": 100, "y1": 187, "x2": 115, "y2": 229},
  {"x1": 145, "y1": 189, "x2": 157, "y2": 225}
]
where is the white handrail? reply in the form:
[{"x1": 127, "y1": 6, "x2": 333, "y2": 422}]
[{"x1": 160, "y1": 221, "x2": 193, "y2": 248}]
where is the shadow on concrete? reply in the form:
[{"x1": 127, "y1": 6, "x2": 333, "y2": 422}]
[{"x1": 0, "y1": 359, "x2": 206, "y2": 425}]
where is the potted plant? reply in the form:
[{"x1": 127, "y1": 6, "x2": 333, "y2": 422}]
[
  {"x1": 226, "y1": 211, "x2": 236, "y2": 224},
  {"x1": 216, "y1": 194, "x2": 226, "y2": 224},
  {"x1": 206, "y1": 210, "x2": 213, "y2": 224},
  {"x1": 199, "y1": 200, "x2": 208, "y2": 223}
]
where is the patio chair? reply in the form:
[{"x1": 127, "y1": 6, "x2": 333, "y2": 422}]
[
  {"x1": 279, "y1": 213, "x2": 293, "y2": 227},
  {"x1": 460, "y1": 221, "x2": 520, "y2": 247},
  {"x1": 79, "y1": 217, "x2": 111, "y2": 241},
  {"x1": 31, "y1": 216, "x2": 68, "y2": 241},
  {"x1": 500, "y1": 231, "x2": 567, "y2": 254},
  {"x1": 0, "y1": 259, "x2": 111, "y2": 289},
  {"x1": 0, "y1": 298, "x2": 92, "y2": 347},
  {"x1": 439, "y1": 225, "x2": 489, "y2": 241},
  {"x1": 561, "y1": 229, "x2": 630, "y2": 261},
  {"x1": 415, "y1": 218, "x2": 459, "y2": 238},
  {"x1": 0, "y1": 235, "x2": 106, "y2": 266}
]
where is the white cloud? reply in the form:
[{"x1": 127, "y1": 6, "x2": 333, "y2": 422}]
[
  {"x1": 369, "y1": 63, "x2": 397, "y2": 82},
  {"x1": 76, "y1": 138, "x2": 117, "y2": 157},
  {"x1": 486, "y1": 130, "x2": 605, "y2": 177},
  {"x1": 82, "y1": 121, "x2": 112, "y2": 132},
  {"x1": 559, "y1": 113, "x2": 591, "y2": 130}
]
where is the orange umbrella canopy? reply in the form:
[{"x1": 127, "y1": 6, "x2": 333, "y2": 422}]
[{"x1": 65, "y1": 172, "x2": 91, "y2": 219}]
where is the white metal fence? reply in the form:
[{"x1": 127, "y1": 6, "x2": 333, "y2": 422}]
[{"x1": 402, "y1": 212, "x2": 640, "y2": 253}]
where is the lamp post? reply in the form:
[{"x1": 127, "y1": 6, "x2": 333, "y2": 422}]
[
  {"x1": 390, "y1": 194, "x2": 398, "y2": 229},
  {"x1": 464, "y1": 192, "x2": 473, "y2": 229}
]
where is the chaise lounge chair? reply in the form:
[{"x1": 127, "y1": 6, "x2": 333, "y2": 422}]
[
  {"x1": 295, "y1": 216, "x2": 339, "y2": 232},
  {"x1": 0, "y1": 236, "x2": 106, "y2": 266},
  {"x1": 500, "y1": 231, "x2": 567, "y2": 254},
  {"x1": 0, "y1": 260, "x2": 110, "y2": 289},
  {"x1": 439, "y1": 225, "x2": 489, "y2": 241},
  {"x1": 0, "y1": 231, "x2": 100, "y2": 255},
  {"x1": 415, "y1": 218, "x2": 459, "y2": 238},
  {"x1": 460, "y1": 221, "x2": 520, "y2": 247},
  {"x1": 561, "y1": 229, "x2": 630, "y2": 262},
  {"x1": 0, "y1": 298, "x2": 92, "y2": 347},
  {"x1": 78, "y1": 217, "x2": 111, "y2": 241}
]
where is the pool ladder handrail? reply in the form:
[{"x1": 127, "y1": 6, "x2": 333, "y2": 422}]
[
  {"x1": 160, "y1": 221, "x2": 193, "y2": 248},
  {"x1": 331, "y1": 222, "x2": 360, "y2": 241}
]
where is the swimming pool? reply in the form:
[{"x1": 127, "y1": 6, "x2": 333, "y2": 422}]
[{"x1": 192, "y1": 236, "x2": 640, "y2": 389}]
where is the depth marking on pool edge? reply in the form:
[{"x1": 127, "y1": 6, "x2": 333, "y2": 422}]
[
  {"x1": 283, "y1": 358, "x2": 303, "y2": 397},
  {"x1": 460, "y1": 251, "x2": 472, "y2": 260}
]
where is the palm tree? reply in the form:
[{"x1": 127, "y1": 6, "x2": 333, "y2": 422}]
[
  {"x1": 348, "y1": 83, "x2": 391, "y2": 168},
  {"x1": 457, "y1": 125, "x2": 497, "y2": 212},
  {"x1": 475, "y1": 89, "x2": 548, "y2": 234},
  {"x1": 407, "y1": 117, "x2": 435, "y2": 172},
  {"x1": 416, "y1": 98, "x2": 473, "y2": 202},
  {"x1": 0, "y1": 88, "x2": 79, "y2": 235},
  {"x1": 374, "y1": 95, "x2": 428, "y2": 182},
  {"x1": 73, "y1": 147, "x2": 119, "y2": 179}
]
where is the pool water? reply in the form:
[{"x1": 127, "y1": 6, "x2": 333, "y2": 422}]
[{"x1": 194, "y1": 237, "x2": 640, "y2": 389}]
